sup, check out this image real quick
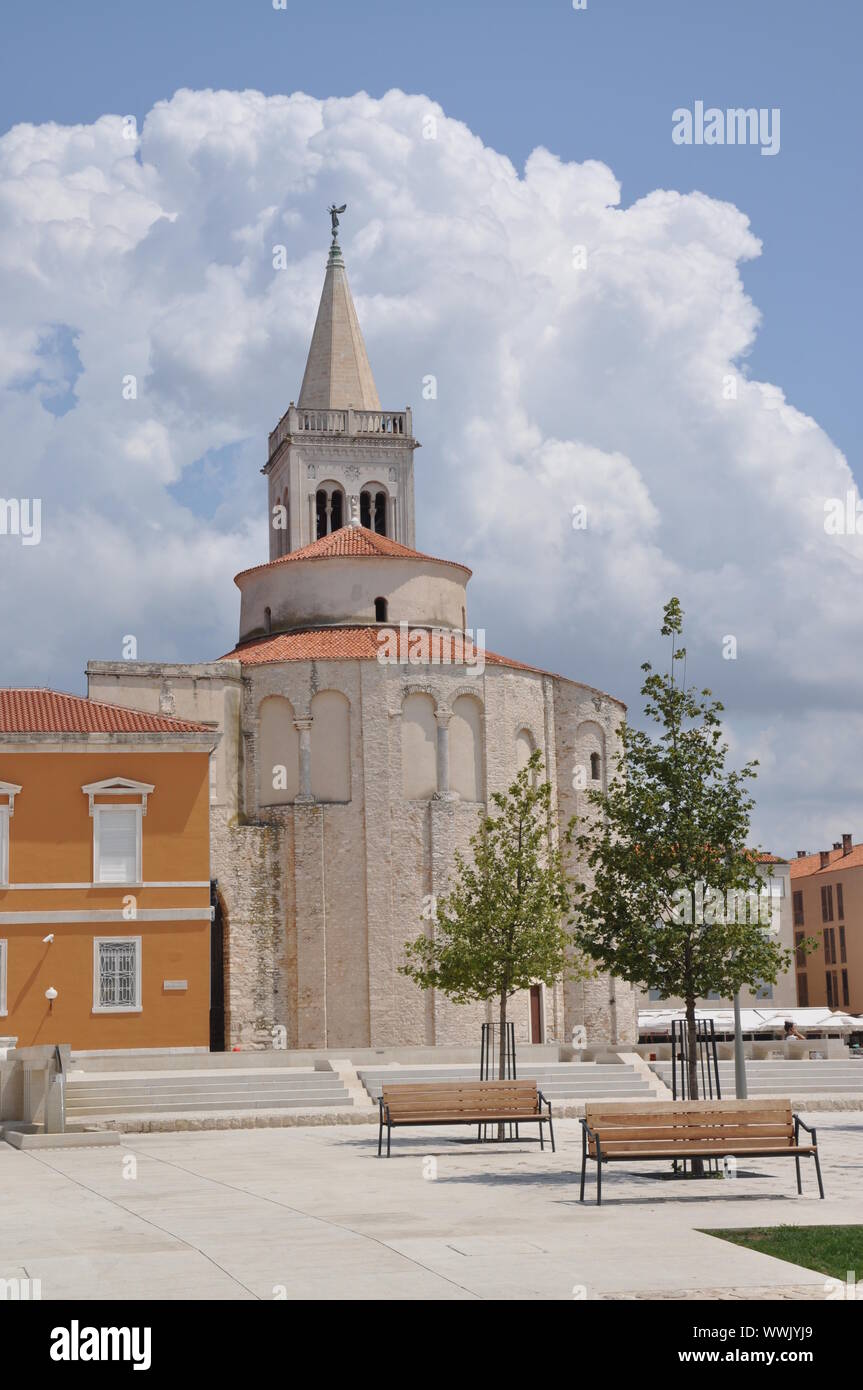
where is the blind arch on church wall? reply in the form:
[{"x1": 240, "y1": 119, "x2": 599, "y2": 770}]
[
  {"x1": 310, "y1": 690, "x2": 351, "y2": 803},
  {"x1": 401, "y1": 692, "x2": 438, "y2": 800},
  {"x1": 450, "y1": 694, "x2": 484, "y2": 802},
  {"x1": 258, "y1": 696, "x2": 300, "y2": 806},
  {"x1": 515, "y1": 726, "x2": 538, "y2": 782}
]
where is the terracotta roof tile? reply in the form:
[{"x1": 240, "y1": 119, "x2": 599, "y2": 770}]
[
  {"x1": 0, "y1": 689, "x2": 212, "y2": 735},
  {"x1": 219, "y1": 626, "x2": 546, "y2": 675},
  {"x1": 790, "y1": 844, "x2": 863, "y2": 877},
  {"x1": 234, "y1": 525, "x2": 472, "y2": 582}
]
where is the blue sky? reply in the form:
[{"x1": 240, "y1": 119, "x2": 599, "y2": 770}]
[
  {"x1": 1, "y1": 1, "x2": 861, "y2": 848},
  {"x1": 2, "y1": 0, "x2": 859, "y2": 472}
]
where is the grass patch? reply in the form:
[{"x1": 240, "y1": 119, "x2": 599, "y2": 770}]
[{"x1": 703, "y1": 1225, "x2": 863, "y2": 1282}]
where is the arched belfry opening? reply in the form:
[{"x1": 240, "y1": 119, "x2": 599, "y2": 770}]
[
  {"x1": 316, "y1": 485, "x2": 344, "y2": 539},
  {"x1": 361, "y1": 487, "x2": 387, "y2": 535},
  {"x1": 374, "y1": 596, "x2": 388, "y2": 622}
]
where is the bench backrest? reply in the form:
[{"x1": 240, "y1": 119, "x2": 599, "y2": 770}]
[
  {"x1": 583, "y1": 1098, "x2": 794, "y2": 1156},
  {"x1": 382, "y1": 1079, "x2": 540, "y2": 1119}
]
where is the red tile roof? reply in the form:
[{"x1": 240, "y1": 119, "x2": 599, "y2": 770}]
[
  {"x1": 234, "y1": 525, "x2": 472, "y2": 582},
  {"x1": 220, "y1": 625, "x2": 547, "y2": 675},
  {"x1": 0, "y1": 689, "x2": 212, "y2": 735},
  {"x1": 790, "y1": 844, "x2": 863, "y2": 877}
]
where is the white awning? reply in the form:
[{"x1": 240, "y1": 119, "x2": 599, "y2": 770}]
[{"x1": 638, "y1": 1006, "x2": 863, "y2": 1035}]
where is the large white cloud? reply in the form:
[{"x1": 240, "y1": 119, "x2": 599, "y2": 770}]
[{"x1": 0, "y1": 86, "x2": 859, "y2": 851}]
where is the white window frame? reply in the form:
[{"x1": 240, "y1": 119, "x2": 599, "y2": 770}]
[
  {"x1": 0, "y1": 939, "x2": 7, "y2": 1015},
  {"x1": 92, "y1": 805, "x2": 143, "y2": 886},
  {"x1": 92, "y1": 936, "x2": 142, "y2": 1014},
  {"x1": 0, "y1": 806, "x2": 9, "y2": 888}
]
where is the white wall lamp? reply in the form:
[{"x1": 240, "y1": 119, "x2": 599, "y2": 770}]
[{"x1": 45, "y1": 987, "x2": 58, "y2": 1012}]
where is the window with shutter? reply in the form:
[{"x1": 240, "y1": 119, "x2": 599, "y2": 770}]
[
  {"x1": 94, "y1": 808, "x2": 140, "y2": 884},
  {"x1": 0, "y1": 807, "x2": 8, "y2": 887}
]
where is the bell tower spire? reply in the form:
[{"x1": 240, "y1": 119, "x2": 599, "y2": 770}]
[
  {"x1": 264, "y1": 208, "x2": 419, "y2": 560},
  {"x1": 298, "y1": 206, "x2": 381, "y2": 411}
]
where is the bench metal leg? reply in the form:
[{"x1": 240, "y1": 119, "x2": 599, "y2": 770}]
[
  {"x1": 596, "y1": 1159, "x2": 602, "y2": 1206},
  {"x1": 387, "y1": 1122, "x2": 392, "y2": 1157},
  {"x1": 795, "y1": 1153, "x2": 801, "y2": 1193},
  {"x1": 547, "y1": 1114, "x2": 555, "y2": 1154},
  {"x1": 580, "y1": 1127, "x2": 587, "y2": 1201},
  {"x1": 813, "y1": 1148, "x2": 825, "y2": 1199},
  {"x1": 539, "y1": 1120, "x2": 544, "y2": 1151},
  {"x1": 378, "y1": 1109, "x2": 383, "y2": 1157}
]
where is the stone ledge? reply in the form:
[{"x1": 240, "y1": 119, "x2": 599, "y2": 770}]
[
  {"x1": 95, "y1": 1107, "x2": 379, "y2": 1133},
  {"x1": 3, "y1": 1129, "x2": 121, "y2": 1149}
]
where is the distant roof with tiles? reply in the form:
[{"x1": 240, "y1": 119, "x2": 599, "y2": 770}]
[
  {"x1": 0, "y1": 689, "x2": 212, "y2": 735},
  {"x1": 235, "y1": 525, "x2": 472, "y2": 582},
  {"x1": 218, "y1": 626, "x2": 625, "y2": 709},
  {"x1": 790, "y1": 843, "x2": 863, "y2": 877}
]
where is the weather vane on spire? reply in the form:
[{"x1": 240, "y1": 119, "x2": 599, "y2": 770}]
[{"x1": 328, "y1": 203, "x2": 346, "y2": 243}]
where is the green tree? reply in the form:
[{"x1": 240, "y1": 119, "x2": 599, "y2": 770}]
[
  {"x1": 401, "y1": 751, "x2": 586, "y2": 1115},
  {"x1": 573, "y1": 598, "x2": 793, "y2": 1118}
]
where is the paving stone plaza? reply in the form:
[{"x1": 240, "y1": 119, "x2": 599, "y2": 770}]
[{"x1": 2, "y1": 1113, "x2": 861, "y2": 1301}]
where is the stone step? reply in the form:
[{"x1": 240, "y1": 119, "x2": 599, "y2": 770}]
[
  {"x1": 359, "y1": 1064, "x2": 651, "y2": 1101},
  {"x1": 66, "y1": 1090, "x2": 353, "y2": 1116},
  {"x1": 357, "y1": 1066, "x2": 633, "y2": 1082},
  {"x1": 66, "y1": 1073, "x2": 342, "y2": 1094},
  {"x1": 66, "y1": 1087, "x2": 351, "y2": 1107},
  {"x1": 651, "y1": 1065, "x2": 863, "y2": 1083}
]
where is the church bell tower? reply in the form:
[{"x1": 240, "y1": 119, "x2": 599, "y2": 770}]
[{"x1": 264, "y1": 206, "x2": 420, "y2": 559}]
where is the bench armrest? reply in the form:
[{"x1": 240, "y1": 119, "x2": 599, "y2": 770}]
[
  {"x1": 580, "y1": 1117, "x2": 602, "y2": 1162},
  {"x1": 794, "y1": 1114, "x2": 817, "y2": 1143},
  {"x1": 537, "y1": 1090, "x2": 553, "y2": 1116}
]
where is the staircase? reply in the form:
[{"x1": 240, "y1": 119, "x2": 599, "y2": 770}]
[
  {"x1": 64, "y1": 1067, "x2": 353, "y2": 1120},
  {"x1": 649, "y1": 1058, "x2": 863, "y2": 1097},
  {"x1": 358, "y1": 1061, "x2": 652, "y2": 1104}
]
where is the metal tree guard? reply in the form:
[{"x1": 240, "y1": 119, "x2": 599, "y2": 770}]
[
  {"x1": 671, "y1": 1017, "x2": 721, "y2": 1099},
  {"x1": 671, "y1": 1017, "x2": 722, "y2": 1175},
  {"x1": 480, "y1": 1021, "x2": 517, "y2": 1080},
  {"x1": 480, "y1": 1022, "x2": 518, "y2": 1141}
]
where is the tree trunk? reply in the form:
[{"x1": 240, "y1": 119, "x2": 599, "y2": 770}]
[
  {"x1": 497, "y1": 988, "x2": 507, "y2": 1140},
  {"x1": 685, "y1": 995, "x2": 704, "y2": 1177}
]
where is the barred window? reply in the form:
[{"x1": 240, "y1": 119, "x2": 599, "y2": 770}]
[{"x1": 95, "y1": 938, "x2": 141, "y2": 1011}]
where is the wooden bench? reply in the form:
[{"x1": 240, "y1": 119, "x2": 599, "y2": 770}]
[
  {"x1": 579, "y1": 1099, "x2": 824, "y2": 1205},
  {"x1": 377, "y1": 1079, "x2": 554, "y2": 1156}
]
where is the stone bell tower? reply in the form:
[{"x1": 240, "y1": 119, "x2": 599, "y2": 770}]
[{"x1": 264, "y1": 207, "x2": 420, "y2": 559}]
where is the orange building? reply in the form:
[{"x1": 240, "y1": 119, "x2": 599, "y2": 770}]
[
  {"x1": 0, "y1": 690, "x2": 217, "y2": 1051},
  {"x1": 790, "y1": 834, "x2": 863, "y2": 1013}
]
